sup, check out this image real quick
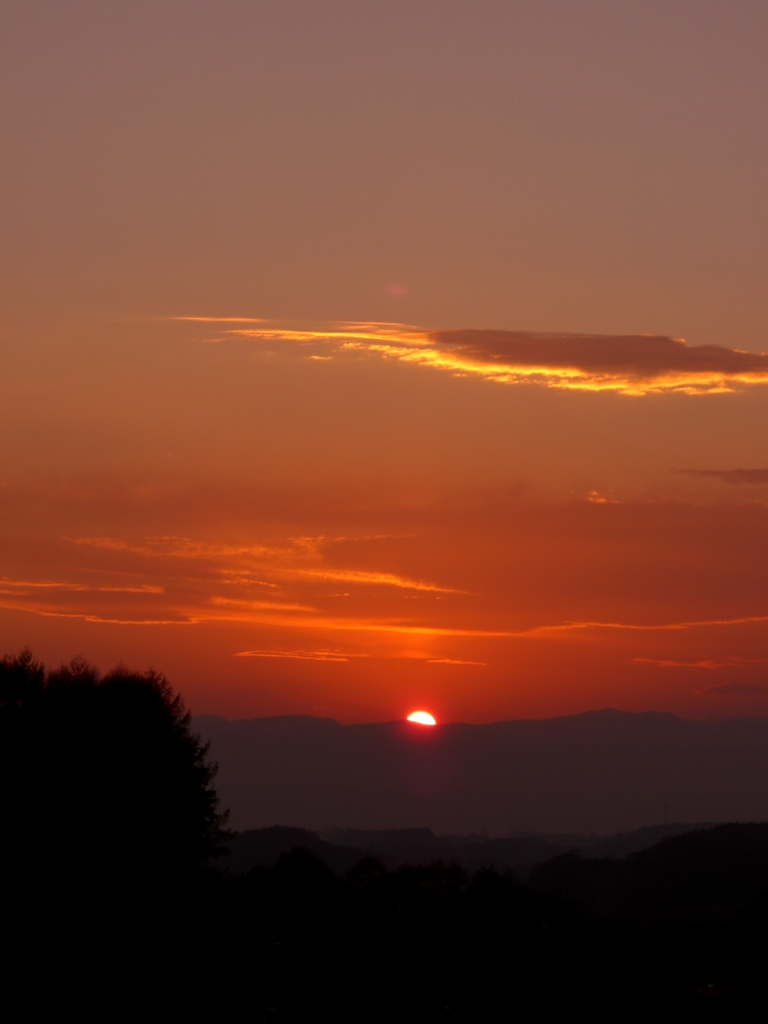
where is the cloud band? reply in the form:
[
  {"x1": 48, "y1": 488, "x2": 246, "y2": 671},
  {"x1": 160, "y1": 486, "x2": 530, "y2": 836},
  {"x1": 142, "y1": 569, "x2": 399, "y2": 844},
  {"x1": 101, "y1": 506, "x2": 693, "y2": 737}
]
[{"x1": 191, "y1": 319, "x2": 768, "y2": 395}]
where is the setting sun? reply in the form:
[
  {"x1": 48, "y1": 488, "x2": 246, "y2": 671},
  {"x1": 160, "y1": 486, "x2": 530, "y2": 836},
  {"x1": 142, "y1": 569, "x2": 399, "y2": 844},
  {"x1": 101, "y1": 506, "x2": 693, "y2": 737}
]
[{"x1": 406, "y1": 711, "x2": 437, "y2": 726}]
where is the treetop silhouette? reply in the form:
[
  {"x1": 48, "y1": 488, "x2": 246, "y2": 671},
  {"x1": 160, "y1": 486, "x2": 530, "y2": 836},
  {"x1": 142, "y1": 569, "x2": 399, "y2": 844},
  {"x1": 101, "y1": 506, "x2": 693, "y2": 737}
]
[{"x1": 0, "y1": 649, "x2": 227, "y2": 888}]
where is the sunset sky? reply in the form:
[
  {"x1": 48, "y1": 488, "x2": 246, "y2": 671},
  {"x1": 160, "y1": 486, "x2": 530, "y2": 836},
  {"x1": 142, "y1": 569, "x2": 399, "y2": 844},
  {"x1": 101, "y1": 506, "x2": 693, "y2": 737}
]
[{"x1": 1, "y1": 2, "x2": 767, "y2": 722}]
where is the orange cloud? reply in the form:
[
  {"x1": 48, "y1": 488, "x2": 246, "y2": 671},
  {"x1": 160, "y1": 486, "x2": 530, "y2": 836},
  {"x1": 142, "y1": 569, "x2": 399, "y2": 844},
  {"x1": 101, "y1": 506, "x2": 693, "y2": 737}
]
[
  {"x1": 426, "y1": 657, "x2": 487, "y2": 666},
  {"x1": 522, "y1": 616, "x2": 768, "y2": 637},
  {"x1": 200, "y1": 319, "x2": 768, "y2": 395},
  {"x1": 234, "y1": 649, "x2": 364, "y2": 663},
  {"x1": 295, "y1": 568, "x2": 459, "y2": 592},
  {"x1": 4, "y1": 477, "x2": 768, "y2": 720},
  {"x1": 71, "y1": 535, "x2": 454, "y2": 593},
  {"x1": 0, "y1": 578, "x2": 163, "y2": 594}
]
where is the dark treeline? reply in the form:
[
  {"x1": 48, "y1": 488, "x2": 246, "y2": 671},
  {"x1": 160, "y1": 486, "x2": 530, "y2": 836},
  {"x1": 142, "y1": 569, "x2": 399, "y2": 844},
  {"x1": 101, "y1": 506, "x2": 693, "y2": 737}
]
[
  {"x1": 0, "y1": 649, "x2": 224, "y2": 885},
  {"x1": 1, "y1": 649, "x2": 226, "y2": 1013},
  {"x1": 2, "y1": 651, "x2": 768, "y2": 1018}
]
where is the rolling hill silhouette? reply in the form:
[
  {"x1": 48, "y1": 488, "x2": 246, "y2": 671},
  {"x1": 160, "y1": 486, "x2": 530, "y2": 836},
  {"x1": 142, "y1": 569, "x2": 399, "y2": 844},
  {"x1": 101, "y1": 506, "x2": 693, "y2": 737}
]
[{"x1": 193, "y1": 709, "x2": 768, "y2": 834}]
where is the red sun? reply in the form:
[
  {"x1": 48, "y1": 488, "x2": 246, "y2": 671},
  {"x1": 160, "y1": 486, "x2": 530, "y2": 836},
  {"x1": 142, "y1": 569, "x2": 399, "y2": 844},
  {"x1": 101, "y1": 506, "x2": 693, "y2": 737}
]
[{"x1": 406, "y1": 710, "x2": 437, "y2": 726}]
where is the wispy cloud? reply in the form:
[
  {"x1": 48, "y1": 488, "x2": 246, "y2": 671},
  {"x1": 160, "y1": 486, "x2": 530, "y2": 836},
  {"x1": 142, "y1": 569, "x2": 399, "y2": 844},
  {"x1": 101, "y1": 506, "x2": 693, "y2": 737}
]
[
  {"x1": 0, "y1": 602, "x2": 192, "y2": 627},
  {"x1": 7, "y1": 541, "x2": 768, "y2": 644},
  {"x1": 187, "y1": 610, "x2": 520, "y2": 637},
  {"x1": 6, "y1": 478, "x2": 768, "y2": 704},
  {"x1": 426, "y1": 657, "x2": 487, "y2": 666},
  {"x1": 0, "y1": 577, "x2": 163, "y2": 594},
  {"x1": 296, "y1": 568, "x2": 459, "y2": 592},
  {"x1": 633, "y1": 656, "x2": 761, "y2": 670},
  {"x1": 209, "y1": 597, "x2": 316, "y2": 613},
  {"x1": 71, "y1": 535, "x2": 455, "y2": 593},
  {"x1": 522, "y1": 615, "x2": 768, "y2": 636},
  {"x1": 193, "y1": 319, "x2": 768, "y2": 395},
  {"x1": 234, "y1": 649, "x2": 367, "y2": 662}
]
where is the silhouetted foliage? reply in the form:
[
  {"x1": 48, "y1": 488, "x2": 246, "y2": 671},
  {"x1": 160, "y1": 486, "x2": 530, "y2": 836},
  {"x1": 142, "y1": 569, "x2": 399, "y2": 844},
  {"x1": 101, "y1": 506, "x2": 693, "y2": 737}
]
[
  {"x1": 2, "y1": 648, "x2": 768, "y2": 1017},
  {"x1": 0, "y1": 649, "x2": 225, "y2": 891}
]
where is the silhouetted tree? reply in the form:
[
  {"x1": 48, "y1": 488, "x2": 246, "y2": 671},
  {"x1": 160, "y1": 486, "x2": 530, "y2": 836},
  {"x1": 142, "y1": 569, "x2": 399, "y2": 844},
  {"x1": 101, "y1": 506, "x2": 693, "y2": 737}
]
[{"x1": 0, "y1": 650, "x2": 226, "y2": 894}]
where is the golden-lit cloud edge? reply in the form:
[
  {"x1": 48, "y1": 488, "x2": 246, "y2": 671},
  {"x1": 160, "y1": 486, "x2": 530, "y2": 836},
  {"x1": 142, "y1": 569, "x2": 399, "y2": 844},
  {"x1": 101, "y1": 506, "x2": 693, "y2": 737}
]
[{"x1": 173, "y1": 319, "x2": 768, "y2": 395}]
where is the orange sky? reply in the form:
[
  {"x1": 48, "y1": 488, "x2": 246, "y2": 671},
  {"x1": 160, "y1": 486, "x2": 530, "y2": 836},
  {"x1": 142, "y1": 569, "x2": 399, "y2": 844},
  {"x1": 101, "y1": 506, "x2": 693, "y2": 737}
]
[{"x1": 1, "y1": 3, "x2": 766, "y2": 721}]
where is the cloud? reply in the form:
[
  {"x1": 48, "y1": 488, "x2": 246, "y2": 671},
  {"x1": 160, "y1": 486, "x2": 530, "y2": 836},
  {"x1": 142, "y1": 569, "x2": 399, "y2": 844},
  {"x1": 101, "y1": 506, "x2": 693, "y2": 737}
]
[
  {"x1": 208, "y1": 320, "x2": 768, "y2": 394},
  {"x1": 634, "y1": 656, "x2": 762, "y2": 670},
  {"x1": 681, "y1": 469, "x2": 768, "y2": 485},
  {"x1": 520, "y1": 615, "x2": 768, "y2": 637},
  {"x1": 234, "y1": 649, "x2": 365, "y2": 662},
  {"x1": 0, "y1": 603, "x2": 191, "y2": 627},
  {"x1": 210, "y1": 597, "x2": 316, "y2": 613},
  {"x1": 426, "y1": 657, "x2": 487, "y2": 666},
  {"x1": 702, "y1": 682, "x2": 768, "y2": 695},
  {"x1": 71, "y1": 535, "x2": 455, "y2": 592},
  {"x1": 297, "y1": 568, "x2": 459, "y2": 592},
  {"x1": 634, "y1": 657, "x2": 725, "y2": 670},
  {"x1": 0, "y1": 577, "x2": 163, "y2": 594},
  {"x1": 430, "y1": 329, "x2": 768, "y2": 380}
]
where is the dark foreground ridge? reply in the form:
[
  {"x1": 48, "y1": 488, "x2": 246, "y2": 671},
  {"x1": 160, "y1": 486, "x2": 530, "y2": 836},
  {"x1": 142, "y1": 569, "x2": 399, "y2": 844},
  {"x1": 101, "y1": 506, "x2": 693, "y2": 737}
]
[
  {"x1": 205, "y1": 822, "x2": 768, "y2": 1016},
  {"x1": 194, "y1": 710, "x2": 768, "y2": 833},
  {"x1": 4, "y1": 651, "x2": 768, "y2": 1017},
  {"x1": 223, "y1": 822, "x2": 719, "y2": 877}
]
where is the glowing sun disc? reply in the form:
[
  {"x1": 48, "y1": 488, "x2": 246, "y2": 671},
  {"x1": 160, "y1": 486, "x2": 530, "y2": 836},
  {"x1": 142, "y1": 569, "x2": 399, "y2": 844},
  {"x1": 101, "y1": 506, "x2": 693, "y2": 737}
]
[{"x1": 407, "y1": 711, "x2": 437, "y2": 726}]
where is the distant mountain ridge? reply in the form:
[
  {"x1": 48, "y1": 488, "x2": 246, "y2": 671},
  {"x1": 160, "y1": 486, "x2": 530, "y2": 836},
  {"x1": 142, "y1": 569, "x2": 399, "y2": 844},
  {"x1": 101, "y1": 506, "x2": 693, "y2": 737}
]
[{"x1": 193, "y1": 709, "x2": 768, "y2": 834}]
